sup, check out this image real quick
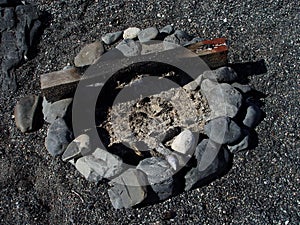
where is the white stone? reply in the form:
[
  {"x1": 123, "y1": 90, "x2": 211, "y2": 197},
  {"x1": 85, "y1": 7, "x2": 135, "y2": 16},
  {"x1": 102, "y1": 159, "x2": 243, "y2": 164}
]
[
  {"x1": 171, "y1": 129, "x2": 195, "y2": 154},
  {"x1": 123, "y1": 27, "x2": 141, "y2": 39}
]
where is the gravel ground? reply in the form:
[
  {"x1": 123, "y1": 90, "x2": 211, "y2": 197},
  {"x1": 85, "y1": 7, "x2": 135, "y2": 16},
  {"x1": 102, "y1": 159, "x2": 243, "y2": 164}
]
[{"x1": 0, "y1": 0, "x2": 299, "y2": 224}]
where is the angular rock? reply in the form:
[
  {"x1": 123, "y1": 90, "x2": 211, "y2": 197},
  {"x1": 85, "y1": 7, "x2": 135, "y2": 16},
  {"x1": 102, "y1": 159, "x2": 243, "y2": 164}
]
[
  {"x1": 227, "y1": 129, "x2": 251, "y2": 153},
  {"x1": 203, "y1": 67, "x2": 238, "y2": 83},
  {"x1": 159, "y1": 25, "x2": 174, "y2": 35},
  {"x1": 201, "y1": 80, "x2": 242, "y2": 119},
  {"x1": 171, "y1": 129, "x2": 195, "y2": 154},
  {"x1": 204, "y1": 117, "x2": 243, "y2": 145},
  {"x1": 243, "y1": 102, "x2": 262, "y2": 128},
  {"x1": 231, "y1": 82, "x2": 252, "y2": 93},
  {"x1": 42, "y1": 97, "x2": 72, "y2": 124},
  {"x1": 137, "y1": 157, "x2": 175, "y2": 200},
  {"x1": 183, "y1": 74, "x2": 204, "y2": 91},
  {"x1": 123, "y1": 27, "x2": 141, "y2": 39},
  {"x1": 74, "y1": 41, "x2": 105, "y2": 67},
  {"x1": 116, "y1": 39, "x2": 141, "y2": 57},
  {"x1": 45, "y1": 118, "x2": 73, "y2": 157},
  {"x1": 101, "y1": 31, "x2": 123, "y2": 45},
  {"x1": 183, "y1": 37, "x2": 205, "y2": 47},
  {"x1": 108, "y1": 169, "x2": 147, "y2": 209},
  {"x1": 138, "y1": 27, "x2": 159, "y2": 42},
  {"x1": 62, "y1": 134, "x2": 92, "y2": 161},
  {"x1": 14, "y1": 95, "x2": 42, "y2": 133},
  {"x1": 185, "y1": 139, "x2": 231, "y2": 190},
  {"x1": 75, "y1": 148, "x2": 124, "y2": 182}
]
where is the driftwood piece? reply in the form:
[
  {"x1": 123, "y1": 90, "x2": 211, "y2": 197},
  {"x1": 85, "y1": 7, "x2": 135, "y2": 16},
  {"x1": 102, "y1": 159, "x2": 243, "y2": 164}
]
[
  {"x1": 40, "y1": 67, "x2": 81, "y2": 102},
  {"x1": 40, "y1": 38, "x2": 228, "y2": 102}
]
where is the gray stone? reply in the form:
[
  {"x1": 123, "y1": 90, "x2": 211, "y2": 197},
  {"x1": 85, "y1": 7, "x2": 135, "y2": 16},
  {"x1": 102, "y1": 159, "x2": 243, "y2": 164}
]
[
  {"x1": 75, "y1": 148, "x2": 124, "y2": 182},
  {"x1": 159, "y1": 25, "x2": 174, "y2": 34},
  {"x1": 14, "y1": 95, "x2": 42, "y2": 133},
  {"x1": 42, "y1": 97, "x2": 72, "y2": 124},
  {"x1": 101, "y1": 31, "x2": 123, "y2": 45},
  {"x1": 62, "y1": 134, "x2": 92, "y2": 161},
  {"x1": 201, "y1": 80, "x2": 242, "y2": 119},
  {"x1": 45, "y1": 118, "x2": 73, "y2": 157},
  {"x1": 185, "y1": 139, "x2": 231, "y2": 191},
  {"x1": 204, "y1": 117, "x2": 243, "y2": 145},
  {"x1": 183, "y1": 75, "x2": 204, "y2": 91},
  {"x1": 74, "y1": 41, "x2": 105, "y2": 67},
  {"x1": 203, "y1": 67, "x2": 238, "y2": 83},
  {"x1": 108, "y1": 169, "x2": 147, "y2": 209},
  {"x1": 183, "y1": 37, "x2": 205, "y2": 46},
  {"x1": 123, "y1": 27, "x2": 141, "y2": 39},
  {"x1": 116, "y1": 39, "x2": 141, "y2": 57},
  {"x1": 138, "y1": 27, "x2": 159, "y2": 42},
  {"x1": 166, "y1": 154, "x2": 179, "y2": 170},
  {"x1": 137, "y1": 157, "x2": 175, "y2": 200},
  {"x1": 243, "y1": 102, "x2": 262, "y2": 128},
  {"x1": 227, "y1": 129, "x2": 251, "y2": 153},
  {"x1": 231, "y1": 82, "x2": 252, "y2": 93},
  {"x1": 171, "y1": 129, "x2": 195, "y2": 154},
  {"x1": 164, "y1": 30, "x2": 193, "y2": 50}
]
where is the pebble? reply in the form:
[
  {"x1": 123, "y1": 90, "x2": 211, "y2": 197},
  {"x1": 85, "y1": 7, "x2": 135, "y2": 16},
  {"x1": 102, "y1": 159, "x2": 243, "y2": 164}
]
[
  {"x1": 62, "y1": 134, "x2": 92, "y2": 161},
  {"x1": 184, "y1": 139, "x2": 231, "y2": 190},
  {"x1": 159, "y1": 25, "x2": 174, "y2": 35},
  {"x1": 116, "y1": 39, "x2": 141, "y2": 57},
  {"x1": 45, "y1": 118, "x2": 73, "y2": 157},
  {"x1": 171, "y1": 129, "x2": 195, "y2": 154},
  {"x1": 123, "y1": 27, "x2": 141, "y2": 39},
  {"x1": 42, "y1": 97, "x2": 72, "y2": 124},
  {"x1": 243, "y1": 101, "x2": 262, "y2": 128},
  {"x1": 74, "y1": 41, "x2": 105, "y2": 67},
  {"x1": 201, "y1": 79, "x2": 242, "y2": 119},
  {"x1": 101, "y1": 31, "x2": 123, "y2": 45},
  {"x1": 108, "y1": 169, "x2": 147, "y2": 209},
  {"x1": 14, "y1": 95, "x2": 42, "y2": 133},
  {"x1": 138, "y1": 27, "x2": 159, "y2": 42},
  {"x1": 75, "y1": 148, "x2": 124, "y2": 182},
  {"x1": 203, "y1": 67, "x2": 238, "y2": 83},
  {"x1": 137, "y1": 157, "x2": 176, "y2": 200},
  {"x1": 204, "y1": 117, "x2": 243, "y2": 145}
]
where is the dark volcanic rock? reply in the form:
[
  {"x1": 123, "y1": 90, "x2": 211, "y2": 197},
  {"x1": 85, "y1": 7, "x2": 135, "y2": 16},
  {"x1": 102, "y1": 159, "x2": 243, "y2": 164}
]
[
  {"x1": 243, "y1": 99, "x2": 263, "y2": 128},
  {"x1": 204, "y1": 117, "x2": 243, "y2": 145},
  {"x1": 185, "y1": 139, "x2": 231, "y2": 191},
  {"x1": 137, "y1": 157, "x2": 176, "y2": 200},
  {"x1": 108, "y1": 169, "x2": 148, "y2": 209},
  {"x1": 45, "y1": 118, "x2": 73, "y2": 157},
  {"x1": 14, "y1": 95, "x2": 42, "y2": 133}
]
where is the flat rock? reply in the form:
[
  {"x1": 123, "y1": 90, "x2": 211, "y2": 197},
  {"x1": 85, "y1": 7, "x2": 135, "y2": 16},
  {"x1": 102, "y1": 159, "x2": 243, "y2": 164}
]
[
  {"x1": 45, "y1": 118, "x2": 73, "y2": 157},
  {"x1": 75, "y1": 148, "x2": 124, "y2": 182},
  {"x1": 203, "y1": 67, "x2": 238, "y2": 83},
  {"x1": 204, "y1": 117, "x2": 243, "y2": 145},
  {"x1": 138, "y1": 27, "x2": 159, "y2": 42},
  {"x1": 185, "y1": 139, "x2": 231, "y2": 190},
  {"x1": 201, "y1": 80, "x2": 242, "y2": 119},
  {"x1": 14, "y1": 95, "x2": 42, "y2": 133},
  {"x1": 137, "y1": 157, "x2": 176, "y2": 200},
  {"x1": 62, "y1": 134, "x2": 92, "y2": 161},
  {"x1": 74, "y1": 41, "x2": 105, "y2": 67},
  {"x1": 171, "y1": 129, "x2": 195, "y2": 154},
  {"x1": 108, "y1": 169, "x2": 147, "y2": 209},
  {"x1": 159, "y1": 25, "x2": 174, "y2": 34},
  {"x1": 123, "y1": 27, "x2": 141, "y2": 39},
  {"x1": 116, "y1": 39, "x2": 141, "y2": 57},
  {"x1": 101, "y1": 31, "x2": 123, "y2": 45},
  {"x1": 42, "y1": 97, "x2": 72, "y2": 124}
]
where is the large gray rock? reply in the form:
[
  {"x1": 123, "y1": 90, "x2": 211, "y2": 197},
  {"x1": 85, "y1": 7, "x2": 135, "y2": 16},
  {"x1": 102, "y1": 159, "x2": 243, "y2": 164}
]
[
  {"x1": 116, "y1": 39, "x2": 141, "y2": 57},
  {"x1": 171, "y1": 129, "x2": 195, "y2": 154},
  {"x1": 45, "y1": 118, "x2": 73, "y2": 157},
  {"x1": 108, "y1": 169, "x2": 147, "y2": 209},
  {"x1": 185, "y1": 139, "x2": 231, "y2": 191},
  {"x1": 74, "y1": 41, "x2": 105, "y2": 67},
  {"x1": 204, "y1": 117, "x2": 243, "y2": 145},
  {"x1": 62, "y1": 134, "x2": 92, "y2": 161},
  {"x1": 75, "y1": 148, "x2": 124, "y2": 182},
  {"x1": 101, "y1": 31, "x2": 123, "y2": 45},
  {"x1": 203, "y1": 67, "x2": 238, "y2": 83},
  {"x1": 42, "y1": 97, "x2": 72, "y2": 124},
  {"x1": 123, "y1": 27, "x2": 141, "y2": 39},
  {"x1": 138, "y1": 27, "x2": 159, "y2": 42},
  {"x1": 137, "y1": 157, "x2": 176, "y2": 200},
  {"x1": 14, "y1": 95, "x2": 42, "y2": 133},
  {"x1": 201, "y1": 79, "x2": 242, "y2": 119}
]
